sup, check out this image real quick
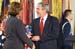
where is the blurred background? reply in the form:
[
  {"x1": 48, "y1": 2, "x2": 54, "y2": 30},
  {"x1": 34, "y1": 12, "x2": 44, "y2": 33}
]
[{"x1": 0, "y1": 0, "x2": 74, "y2": 34}]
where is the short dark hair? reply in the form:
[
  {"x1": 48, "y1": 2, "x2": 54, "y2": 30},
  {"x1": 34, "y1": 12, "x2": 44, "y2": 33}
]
[
  {"x1": 8, "y1": 2, "x2": 22, "y2": 16},
  {"x1": 64, "y1": 9, "x2": 72, "y2": 17}
]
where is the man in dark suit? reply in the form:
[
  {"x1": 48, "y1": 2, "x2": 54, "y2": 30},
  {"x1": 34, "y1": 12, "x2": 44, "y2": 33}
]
[
  {"x1": 59, "y1": 10, "x2": 73, "y2": 49},
  {"x1": 31, "y1": 2, "x2": 59, "y2": 49}
]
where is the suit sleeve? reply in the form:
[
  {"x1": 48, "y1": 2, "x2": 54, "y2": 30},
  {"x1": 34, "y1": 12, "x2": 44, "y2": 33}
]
[
  {"x1": 16, "y1": 19, "x2": 33, "y2": 48},
  {"x1": 40, "y1": 17, "x2": 59, "y2": 41}
]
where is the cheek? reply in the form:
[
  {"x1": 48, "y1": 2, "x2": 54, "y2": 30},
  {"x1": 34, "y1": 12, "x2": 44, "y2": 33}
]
[
  {"x1": 19, "y1": 11, "x2": 23, "y2": 14},
  {"x1": 36, "y1": 9, "x2": 38, "y2": 13},
  {"x1": 38, "y1": 10, "x2": 42, "y2": 13},
  {"x1": 40, "y1": 10, "x2": 43, "y2": 14},
  {"x1": 70, "y1": 15, "x2": 73, "y2": 19}
]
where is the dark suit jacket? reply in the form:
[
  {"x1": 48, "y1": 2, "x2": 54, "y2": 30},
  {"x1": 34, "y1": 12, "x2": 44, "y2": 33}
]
[
  {"x1": 61, "y1": 19, "x2": 71, "y2": 38},
  {"x1": 3, "y1": 16, "x2": 33, "y2": 49},
  {"x1": 57, "y1": 18, "x2": 71, "y2": 49},
  {"x1": 31, "y1": 15, "x2": 59, "y2": 49},
  {"x1": 61, "y1": 19, "x2": 72, "y2": 45}
]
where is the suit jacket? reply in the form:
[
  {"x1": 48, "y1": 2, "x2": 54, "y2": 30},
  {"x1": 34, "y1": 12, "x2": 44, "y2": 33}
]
[
  {"x1": 61, "y1": 18, "x2": 71, "y2": 38},
  {"x1": 61, "y1": 18, "x2": 72, "y2": 46},
  {"x1": 31, "y1": 15, "x2": 59, "y2": 49},
  {"x1": 3, "y1": 16, "x2": 33, "y2": 49},
  {"x1": 57, "y1": 18, "x2": 71, "y2": 49}
]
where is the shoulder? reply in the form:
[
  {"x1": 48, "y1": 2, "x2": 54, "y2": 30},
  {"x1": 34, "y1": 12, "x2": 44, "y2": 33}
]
[
  {"x1": 49, "y1": 16, "x2": 59, "y2": 23},
  {"x1": 34, "y1": 17, "x2": 40, "y2": 21},
  {"x1": 62, "y1": 19, "x2": 70, "y2": 25},
  {"x1": 50, "y1": 16, "x2": 58, "y2": 20},
  {"x1": 63, "y1": 23, "x2": 71, "y2": 31},
  {"x1": 10, "y1": 17, "x2": 22, "y2": 23},
  {"x1": 7, "y1": 17, "x2": 22, "y2": 25},
  {"x1": 15, "y1": 18, "x2": 22, "y2": 25},
  {"x1": 32, "y1": 17, "x2": 40, "y2": 22},
  {"x1": 64, "y1": 22, "x2": 70, "y2": 27}
]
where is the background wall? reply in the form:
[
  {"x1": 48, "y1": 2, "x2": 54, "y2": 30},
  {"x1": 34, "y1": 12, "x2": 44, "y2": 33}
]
[
  {"x1": 0, "y1": 0, "x2": 2, "y2": 16},
  {"x1": 70, "y1": 0, "x2": 75, "y2": 35}
]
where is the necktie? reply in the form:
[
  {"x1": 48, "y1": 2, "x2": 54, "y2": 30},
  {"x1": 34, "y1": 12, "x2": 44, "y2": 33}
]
[{"x1": 40, "y1": 18, "x2": 44, "y2": 35}]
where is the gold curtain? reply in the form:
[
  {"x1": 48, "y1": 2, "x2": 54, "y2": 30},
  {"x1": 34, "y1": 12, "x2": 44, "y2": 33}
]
[
  {"x1": 51, "y1": 0, "x2": 63, "y2": 20},
  {"x1": 0, "y1": 0, "x2": 2, "y2": 16},
  {"x1": 65, "y1": 0, "x2": 70, "y2": 9},
  {"x1": 10, "y1": 0, "x2": 20, "y2": 3}
]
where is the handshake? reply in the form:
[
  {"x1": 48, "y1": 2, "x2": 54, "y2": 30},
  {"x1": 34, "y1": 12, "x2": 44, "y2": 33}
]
[
  {"x1": 25, "y1": 25, "x2": 40, "y2": 41},
  {"x1": 26, "y1": 34, "x2": 40, "y2": 49},
  {"x1": 25, "y1": 25, "x2": 40, "y2": 49},
  {"x1": 27, "y1": 35, "x2": 40, "y2": 49},
  {"x1": 26, "y1": 33, "x2": 40, "y2": 49},
  {"x1": 26, "y1": 33, "x2": 40, "y2": 41}
]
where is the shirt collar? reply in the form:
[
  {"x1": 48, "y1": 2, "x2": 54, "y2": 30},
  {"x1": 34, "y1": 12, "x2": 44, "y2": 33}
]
[{"x1": 40, "y1": 13, "x2": 48, "y2": 21}]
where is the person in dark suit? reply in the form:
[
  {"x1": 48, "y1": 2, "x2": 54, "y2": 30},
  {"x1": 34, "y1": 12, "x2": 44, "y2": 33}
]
[
  {"x1": 3, "y1": 2, "x2": 35, "y2": 49},
  {"x1": 31, "y1": 2, "x2": 59, "y2": 49},
  {"x1": 59, "y1": 10, "x2": 73, "y2": 49}
]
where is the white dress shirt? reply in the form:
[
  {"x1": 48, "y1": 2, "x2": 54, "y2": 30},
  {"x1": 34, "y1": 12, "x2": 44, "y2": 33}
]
[{"x1": 40, "y1": 14, "x2": 48, "y2": 26}]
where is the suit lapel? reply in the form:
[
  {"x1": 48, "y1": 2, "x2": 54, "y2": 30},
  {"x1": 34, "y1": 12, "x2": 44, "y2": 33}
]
[
  {"x1": 37, "y1": 18, "x2": 40, "y2": 35},
  {"x1": 43, "y1": 16, "x2": 51, "y2": 34},
  {"x1": 38, "y1": 15, "x2": 52, "y2": 35}
]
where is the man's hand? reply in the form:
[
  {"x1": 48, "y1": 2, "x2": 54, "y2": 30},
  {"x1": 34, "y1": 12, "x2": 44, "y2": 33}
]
[
  {"x1": 31, "y1": 36, "x2": 40, "y2": 41},
  {"x1": 27, "y1": 34, "x2": 32, "y2": 39},
  {"x1": 26, "y1": 32, "x2": 32, "y2": 39}
]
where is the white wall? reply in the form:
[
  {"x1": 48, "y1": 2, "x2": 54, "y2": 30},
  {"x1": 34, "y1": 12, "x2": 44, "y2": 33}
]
[{"x1": 70, "y1": 0, "x2": 75, "y2": 35}]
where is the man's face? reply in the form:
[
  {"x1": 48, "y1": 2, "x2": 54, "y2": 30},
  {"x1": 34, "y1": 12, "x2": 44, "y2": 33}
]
[
  {"x1": 70, "y1": 14, "x2": 74, "y2": 20},
  {"x1": 36, "y1": 4, "x2": 43, "y2": 17},
  {"x1": 69, "y1": 13, "x2": 73, "y2": 20}
]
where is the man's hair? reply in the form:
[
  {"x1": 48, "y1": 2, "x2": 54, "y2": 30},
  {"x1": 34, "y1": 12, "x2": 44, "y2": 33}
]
[
  {"x1": 64, "y1": 9, "x2": 72, "y2": 17},
  {"x1": 38, "y1": 2, "x2": 49, "y2": 12}
]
